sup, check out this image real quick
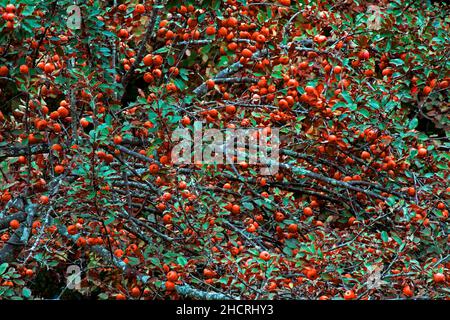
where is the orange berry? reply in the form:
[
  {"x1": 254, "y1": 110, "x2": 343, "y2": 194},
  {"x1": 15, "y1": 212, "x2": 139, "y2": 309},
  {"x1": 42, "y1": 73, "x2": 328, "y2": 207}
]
[
  {"x1": 403, "y1": 285, "x2": 413, "y2": 297},
  {"x1": 178, "y1": 181, "x2": 187, "y2": 189},
  {"x1": 44, "y1": 63, "x2": 55, "y2": 74},
  {"x1": 143, "y1": 72, "x2": 154, "y2": 83},
  {"x1": 143, "y1": 54, "x2": 153, "y2": 66},
  {"x1": 57, "y1": 106, "x2": 69, "y2": 118},
  {"x1": 259, "y1": 251, "x2": 271, "y2": 261},
  {"x1": 278, "y1": 99, "x2": 289, "y2": 109},
  {"x1": 241, "y1": 48, "x2": 253, "y2": 58},
  {"x1": 130, "y1": 286, "x2": 141, "y2": 298},
  {"x1": 278, "y1": 0, "x2": 291, "y2": 5},
  {"x1": 181, "y1": 116, "x2": 191, "y2": 126},
  {"x1": 165, "y1": 281, "x2": 176, "y2": 291},
  {"x1": 149, "y1": 164, "x2": 159, "y2": 174},
  {"x1": 50, "y1": 111, "x2": 59, "y2": 120},
  {"x1": 113, "y1": 135, "x2": 123, "y2": 144},
  {"x1": 361, "y1": 151, "x2": 371, "y2": 160},
  {"x1": 206, "y1": 79, "x2": 215, "y2": 89},
  {"x1": 439, "y1": 80, "x2": 449, "y2": 89},
  {"x1": 118, "y1": 29, "x2": 129, "y2": 38},
  {"x1": 274, "y1": 211, "x2": 285, "y2": 222},
  {"x1": 417, "y1": 147, "x2": 427, "y2": 158},
  {"x1": 208, "y1": 109, "x2": 219, "y2": 118},
  {"x1": 10, "y1": 219, "x2": 20, "y2": 229},
  {"x1": 306, "y1": 268, "x2": 318, "y2": 280},
  {"x1": 115, "y1": 293, "x2": 126, "y2": 300},
  {"x1": 288, "y1": 224, "x2": 298, "y2": 233},
  {"x1": 225, "y1": 105, "x2": 236, "y2": 115},
  {"x1": 54, "y1": 165, "x2": 65, "y2": 174},
  {"x1": 39, "y1": 195, "x2": 49, "y2": 204},
  {"x1": 333, "y1": 66, "x2": 342, "y2": 74},
  {"x1": 423, "y1": 86, "x2": 432, "y2": 95},
  {"x1": 67, "y1": 225, "x2": 78, "y2": 235},
  {"x1": 433, "y1": 273, "x2": 446, "y2": 283},
  {"x1": 114, "y1": 249, "x2": 124, "y2": 258},
  {"x1": 358, "y1": 49, "x2": 370, "y2": 59},
  {"x1": 76, "y1": 237, "x2": 87, "y2": 247},
  {"x1": 205, "y1": 26, "x2": 216, "y2": 36},
  {"x1": 328, "y1": 135, "x2": 337, "y2": 143},
  {"x1": 167, "y1": 271, "x2": 179, "y2": 282},
  {"x1": 153, "y1": 55, "x2": 163, "y2": 66},
  {"x1": 303, "y1": 207, "x2": 313, "y2": 216},
  {"x1": 19, "y1": 64, "x2": 29, "y2": 74},
  {"x1": 80, "y1": 118, "x2": 89, "y2": 128},
  {"x1": 0, "y1": 65, "x2": 9, "y2": 76},
  {"x1": 135, "y1": 4, "x2": 145, "y2": 14},
  {"x1": 162, "y1": 214, "x2": 172, "y2": 224},
  {"x1": 162, "y1": 192, "x2": 172, "y2": 202},
  {"x1": 344, "y1": 290, "x2": 356, "y2": 300}
]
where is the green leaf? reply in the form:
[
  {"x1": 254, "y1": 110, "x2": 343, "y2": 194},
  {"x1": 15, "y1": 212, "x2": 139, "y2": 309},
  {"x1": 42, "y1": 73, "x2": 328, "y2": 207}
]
[
  {"x1": 271, "y1": 65, "x2": 283, "y2": 79},
  {"x1": 177, "y1": 256, "x2": 188, "y2": 267},
  {"x1": 340, "y1": 91, "x2": 353, "y2": 104},
  {"x1": 331, "y1": 101, "x2": 346, "y2": 111},
  {"x1": 359, "y1": 109, "x2": 370, "y2": 118},
  {"x1": 390, "y1": 59, "x2": 404, "y2": 66},
  {"x1": 22, "y1": 287, "x2": 32, "y2": 298},
  {"x1": 0, "y1": 263, "x2": 8, "y2": 275},
  {"x1": 212, "y1": 0, "x2": 221, "y2": 10},
  {"x1": 21, "y1": 5, "x2": 35, "y2": 17},
  {"x1": 217, "y1": 55, "x2": 229, "y2": 67},
  {"x1": 368, "y1": 100, "x2": 380, "y2": 110},
  {"x1": 386, "y1": 196, "x2": 397, "y2": 206},
  {"x1": 179, "y1": 69, "x2": 189, "y2": 81},
  {"x1": 149, "y1": 257, "x2": 161, "y2": 267},
  {"x1": 381, "y1": 231, "x2": 389, "y2": 243},
  {"x1": 242, "y1": 202, "x2": 254, "y2": 210},
  {"x1": 391, "y1": 233, "x2": 403, "y2": 245},
  {"x1": 104, "y1": 215, "x2": 115, "y2": 225},
  {"x1": 127, "y1": 257, "x2": 140, "y2": 266},
  {"x1": 348, "y1": 103, "x2": 358, "y2": 111},
  {"x1": 167, "y1": 55, "x2": 175, "y2": 65},
  {"x1": 98, "y1": 293, "x2": 109, "y2": 299},
  {"x1": 174, "y1": 78, "x2": 186, "y2": 90},
  {"x1": 408, "y1": 118, "x2": 418, "y2": 130},
  {"x1": 153, "y1": 46, "x2": 169, "y2": 54}
]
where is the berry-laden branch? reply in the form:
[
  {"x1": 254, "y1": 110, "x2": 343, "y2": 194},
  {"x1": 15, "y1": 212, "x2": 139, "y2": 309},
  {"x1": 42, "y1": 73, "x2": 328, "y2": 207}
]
[
  {"x1": 91, "y1": 244, "x2": 238, "y2": 300},
  {"x1": 121, "y1": 0, "x2": 163, "y2": 92},
  {"x1": 193, "y1": 49, "x2": 269, "y2": 96},
  {"x1": 0, "y1": 203, "x2": 37, "y2": 264},
  {"x1": 0, "y1": 143, "x2": 49, "y2": 160},
  {"x1": 0, "y1": 0, "x2": 449, "y2": 301}
]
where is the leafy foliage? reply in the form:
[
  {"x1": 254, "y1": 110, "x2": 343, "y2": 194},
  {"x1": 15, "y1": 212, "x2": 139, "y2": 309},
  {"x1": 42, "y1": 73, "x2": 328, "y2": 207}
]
[{"x1": 0, "y1": 0, "x2": 449, "y2": 300}]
